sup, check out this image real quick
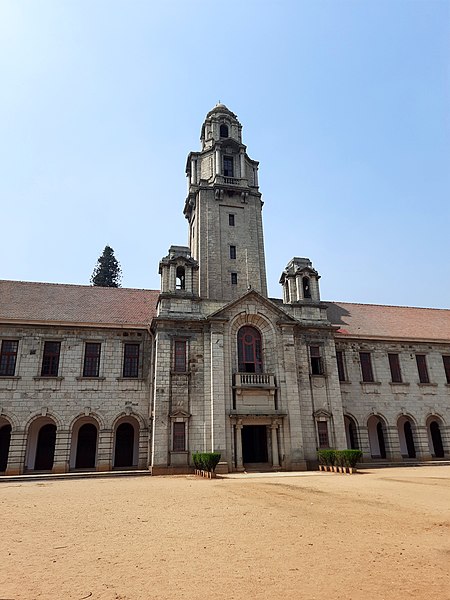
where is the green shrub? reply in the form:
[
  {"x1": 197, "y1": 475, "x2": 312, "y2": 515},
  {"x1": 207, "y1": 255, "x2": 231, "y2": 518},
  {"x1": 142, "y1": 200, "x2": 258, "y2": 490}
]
[
  {"x1": 338, "y1": 449, "x2": 362, "y2": 468},
  {"x1": 317, "y1": 449, "x2": 336, "y2": 466},
  {"x1": 192, "y1": 452, "x2": 221, "y2": 472}
]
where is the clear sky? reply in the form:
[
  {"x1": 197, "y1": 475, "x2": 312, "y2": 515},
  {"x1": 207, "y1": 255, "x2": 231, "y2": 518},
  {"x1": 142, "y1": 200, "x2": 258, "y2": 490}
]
[{"x1": 1, "y1": 0, "x2": 449, "y2": 308}]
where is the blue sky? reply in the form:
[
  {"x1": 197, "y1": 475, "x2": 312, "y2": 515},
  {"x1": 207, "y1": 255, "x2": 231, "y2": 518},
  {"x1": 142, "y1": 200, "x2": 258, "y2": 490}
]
[{"x1": 1, "y1": 0, "x2": 449, "y2": 308}]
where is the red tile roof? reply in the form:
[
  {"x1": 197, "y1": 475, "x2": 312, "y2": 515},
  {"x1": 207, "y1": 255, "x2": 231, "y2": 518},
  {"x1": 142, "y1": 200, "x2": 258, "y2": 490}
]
[
  {"x1": 327, "y1": 302, "x2": 450, "y2": 343},
  {"x1": 0, "y1": 280, "x2": 159, "y2": 328}
]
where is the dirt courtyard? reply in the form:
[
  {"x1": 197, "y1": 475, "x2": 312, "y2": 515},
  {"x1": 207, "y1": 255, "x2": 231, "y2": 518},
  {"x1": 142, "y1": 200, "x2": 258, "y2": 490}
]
[{"x1": 0, "y1": 466, "x2": 449, "y2": 600}]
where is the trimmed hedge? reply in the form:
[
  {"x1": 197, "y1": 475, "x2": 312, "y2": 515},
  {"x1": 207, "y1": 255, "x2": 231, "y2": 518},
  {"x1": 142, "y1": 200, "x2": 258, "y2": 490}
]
[
  {"x1": 192, "y1": 452, "x2": 221, "y2": 473},
  {"x1": 317, "y1": 449, "x2": 362, "y2": 468}
]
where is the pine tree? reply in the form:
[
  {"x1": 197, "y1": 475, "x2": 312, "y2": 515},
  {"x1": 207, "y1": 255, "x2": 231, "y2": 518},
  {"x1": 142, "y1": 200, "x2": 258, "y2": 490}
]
[{"x1": 91, "y1": 245, "x2": 122, "y2": 287}]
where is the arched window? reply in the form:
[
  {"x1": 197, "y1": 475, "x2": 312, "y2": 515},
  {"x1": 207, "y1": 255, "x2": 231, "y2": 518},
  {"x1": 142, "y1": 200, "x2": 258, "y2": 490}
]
[
  {"x1": 176, "y1": 266, "x2": 185, "y2": 290},
  {"x1": 302, "y1": 276, "x2": 311, "y2": 299},
  {"x1": 238, "y1": 326, "x2": 263, "y2": 373},
  {"x1": 220, "y1": 124, "x2": 229, "y2": 138}
]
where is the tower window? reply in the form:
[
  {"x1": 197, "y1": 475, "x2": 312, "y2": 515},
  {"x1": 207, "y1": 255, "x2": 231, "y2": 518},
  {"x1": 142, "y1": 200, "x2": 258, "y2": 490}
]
[
  {"x1": 230, "y1": 245, "x2": 236, "y2": 259},
  {"x1": 223, "y1": 156, "x2": 234, "y2": 177},
  {"x1": 231, "y1": 272, "x2": 238, "y2": 285},
  {"x1": 176, "y1": 266, "x2": 186, "y2": 290},
  {"x1": 219, "y1": 124, "x2": 229, "y2": 138},
  {"x1": 174, "y1": 340, "x2": 187, "y2": 372},
  {"x1": 310, "y1": 346, "x2": 324, "y2": 375},
  {"x1": 228, "y1": 214, "x2": 235, "y2": 226},
  {"x1": 302, "y1": 277, "x2": 311, "y2": 299},
  {"x1": 238, "y1": 326, "x2": 263, "y2": 373}
]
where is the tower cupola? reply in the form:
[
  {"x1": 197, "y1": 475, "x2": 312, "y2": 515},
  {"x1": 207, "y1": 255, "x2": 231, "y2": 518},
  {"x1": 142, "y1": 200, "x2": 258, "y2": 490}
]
[{"x1": 279, "y1": 258, "x2": 321, "y2": 304}]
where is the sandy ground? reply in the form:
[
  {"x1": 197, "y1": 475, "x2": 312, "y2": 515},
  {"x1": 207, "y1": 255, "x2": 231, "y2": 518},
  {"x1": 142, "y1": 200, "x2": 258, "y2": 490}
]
[{"x1": 0, "y1": 467, "x2": 449, "y2": 600}]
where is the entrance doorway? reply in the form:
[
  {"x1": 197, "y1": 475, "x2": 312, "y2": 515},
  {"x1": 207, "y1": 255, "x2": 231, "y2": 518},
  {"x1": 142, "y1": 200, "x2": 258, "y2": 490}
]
[
  {"x1": 75, "y1": 423, "x2": 97, "y2": 469},
  {"x1": 429, "y1": 420, "x2": 444, "y2": 458},
  {"x1": 114, "y1": 422, "x2": 135, "y2": 468},
  {"x1": 0, "y1": 423, "x2": 11, "y2": 471},
  {"x1": 242, "y1": 425, "x2": 268, "y2": 463},
  {"x1": 34, "y1": 423, "x2": 57, "y2": 470}
]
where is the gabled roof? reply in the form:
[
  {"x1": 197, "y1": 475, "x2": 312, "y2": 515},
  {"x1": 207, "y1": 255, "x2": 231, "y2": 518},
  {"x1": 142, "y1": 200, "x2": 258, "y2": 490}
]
[
  {"x1": 208, "y1": 289, "x2": 296, "y2": 322},
  {"x1": 327, "y1": 301, "x2": 450, "y2": 343},
  {"x1": 0, "y1": 280, "x2": 159, "y2": 329}
]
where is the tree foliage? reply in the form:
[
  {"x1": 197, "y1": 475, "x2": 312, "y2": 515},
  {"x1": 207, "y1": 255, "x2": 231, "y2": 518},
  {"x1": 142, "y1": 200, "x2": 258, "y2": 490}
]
[{"x1": 91, "y1": 245, "x2": 122, "y2": 287}]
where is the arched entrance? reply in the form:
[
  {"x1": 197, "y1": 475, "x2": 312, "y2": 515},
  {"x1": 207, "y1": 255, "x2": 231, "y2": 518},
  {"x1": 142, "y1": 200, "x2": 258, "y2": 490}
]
[
  {"x1": 367, "y1": 415, "x2": 387, "y2": 459},
  {"x1": 397, "y1": 416, "x2": 416, "y2": 459},
  {"x1": 428, "y1": 419, "x2": 444, "y2": 458},
  {"x1": 35, "y1": 423, "x2": 57, "y2": 470},
  {"x1": 344, "y1": 416, "x2": 359, "y2": 449},
  {"x1": 0, "y1": 421, "x2": 12, "y2": 472},
  {"x1": 75, "y1": 423, "x2": 98, "y2": 469},
  {"x1": 114, "y1": 422, "x2": 137, "y2": 468}
]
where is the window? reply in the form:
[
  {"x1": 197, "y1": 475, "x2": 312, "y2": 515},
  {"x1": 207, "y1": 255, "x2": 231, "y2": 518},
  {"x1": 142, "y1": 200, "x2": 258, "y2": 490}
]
[
  {"x1": 443, "y1": 356, "x2": 450, "y2": 384},
  {"x1": 231, "y1": 272, "x2": 238, "y2": 285},
  {"x1": 83, "y1": 343, "x2": 101, "y2": 377},
  {"x1": 123, "y1": 343, "x2": 140, "y2": 378},
  {"x1": 310, "y1": 346, "x2": 324, "y2": 375},
  {"x1": 228, "y1": 213, "x2": 235, "y2": 226},
  {"x1": 388, "y1": 353, "x2": 402, "y2": 383},
  {"x1": 173, "y1": 422, "x2": 186, "y2": 452},
  {"x1": 336, "y1": 350, "x2": 346, "y2": 382},
  {"x1": 176, "y1": 266, "x2": 185, "y2": 290},
  {"x1": 0, "y1": 340, "x2": 18, "y2": 376},
  {"x1": 317, "y1": 421, "x2": 330, "y2": 448},
  {"x1": 174, "y1": 340, "x2": 187, "y2": 372},
  {"x1": 41, "y1": 341, "x2": 61, "y2": 377},
  {"x1": 230, "y1": 245, "x2": 236, "y2": 259},
  {"x1": 238, "y1": 326, "x2": 263, "y2": 373},
  {"x1": 302, "y1": 277, "x2": 311, "y2": 299},
  {"x1": 223, "y1": 155, "x2": 234, "y2": 177},
  {"x1": 219, "y1": 124, "x2": 229, "y2": 138},
  {"x1": 359, "y1": 352, "x2": 374, "y2": 382},
  {"x1": 416, "y1": 354, "x2": 429, "y2": 384}
]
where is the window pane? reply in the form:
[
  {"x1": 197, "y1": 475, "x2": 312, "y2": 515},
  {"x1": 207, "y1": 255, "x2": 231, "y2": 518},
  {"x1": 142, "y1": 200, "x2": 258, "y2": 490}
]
[
  {"x1": 0, "y1": 340, "x2": 18, "y2": 376},
  {"x1": 123, "y1": 343, "x2": 139, "y2": 378},
  {"x1": 416, "y1": 354, "x2": 429, "y2": 384},
  {"x1": 223, "y1": 155, "x2": 234, "y2": 177},
  {"x1": 388, "y1": 353, "x2": 402, "y2": 383},
  {"x1": 231, "y1": 272, "x2": 237, "y2": 285},
  {"x1": 443, "y1": 356, "x2": 450, "y2": 384},
  {"x1": 173, "y1": 422, "x2": 186, "y2": 452},
  {"x1": 83, "y1": 343, "x2": 101, "y2": 377},
  {"x1": 41, "y1": 341, "x2": 61, "y2": 376},
  {"x1": 174, "y1": 340, "x2": 187, "y2": 372},
  {"x1": 360, "y1": 352, "x2": 374, "y2": 382},
  {"x1": 230, "y1": 245, "x2": 236, "y2": 259},
  {"x1": 310, "y1": 346, "x2": 323, "y2": 375},
  {"x1": 238, "y1": 326, "x2": 263, "y2": 373},
  {"x1": 317, "y1": 421, "x2": 329, "y2": 448},
  {"x1": 336, "y1": 350, "x2": 346, "y2": 382},
  {"x1": 228, "y1": 214, "x2": 235, "y2": 226}
]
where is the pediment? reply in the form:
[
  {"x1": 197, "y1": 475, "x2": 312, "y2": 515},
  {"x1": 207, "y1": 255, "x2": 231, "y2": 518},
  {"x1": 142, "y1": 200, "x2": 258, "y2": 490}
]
[
  {"x1": 207, "y1": 289, "x2": 296, "y2": 323},
  {"x1": 169, "y1": 409, "x2": 191, "y2": 419}
]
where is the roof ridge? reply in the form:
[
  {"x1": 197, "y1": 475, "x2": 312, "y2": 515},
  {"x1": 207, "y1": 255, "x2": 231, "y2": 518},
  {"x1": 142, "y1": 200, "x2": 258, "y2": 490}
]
[
  {"x1": 327, "y1": 300, "x2": 449, "y2": 312},
  {"x1": 0, "y1": 279, "x2": 159, "y2": 293}
]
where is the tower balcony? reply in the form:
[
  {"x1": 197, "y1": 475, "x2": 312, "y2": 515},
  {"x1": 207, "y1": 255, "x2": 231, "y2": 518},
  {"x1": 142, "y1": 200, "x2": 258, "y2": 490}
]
[
  {"x1": 214, "y1": 175, "x2": 249, "y2": 189},
  {"x1": 234, "y1": 373, "x2": 276, "y2": 388}
]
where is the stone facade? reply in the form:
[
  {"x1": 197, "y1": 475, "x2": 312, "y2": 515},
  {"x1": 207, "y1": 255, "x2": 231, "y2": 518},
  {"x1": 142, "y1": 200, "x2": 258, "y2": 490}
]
[{"x1": 0, "y1": 104, "x2": 449, "y2": 475}]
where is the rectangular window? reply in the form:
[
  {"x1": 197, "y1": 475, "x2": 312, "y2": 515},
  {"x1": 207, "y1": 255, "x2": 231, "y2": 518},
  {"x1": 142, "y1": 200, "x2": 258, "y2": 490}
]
[
  {"x1": 416, "y1": 354, "x2": 429, "y2": 384},
  {"x1": 443, "y1": 356, "x2": 450, "y2": 384},
  {"x1": 359, "y1": 352, "x2": 374, "y2": 382},
  {"x1": 223, "y1": 155, "x2": 234, "y2": 177},
  {"x1": 83, "y1": 342, "x2": 101, "y2": 377},
  {"x1": 173, "y1": 422, "x2": 186, "y2": 452},
  {"x1": 0, "y1": 340, "x2": 19, "y2": 376},
  {"x1": 336, "y1": 350, "x2": 346, "y2": 382},
  {"x1": 317, "y1": 421, "x2": 330, "y2": 449},
  {"x1": 228, "y1": 214, "x2": 235, "y2": 226},
  {"x1": 174, "y1": 340, "x2": 187, "y2": 372},
  {"x1": 41, "y1": 341, "x2": 61, "y2": 377},
  {"x1": 388, "y1": 353, "x2": 402, "y2": 383},
  {"x1": 231, "y1": 272, "x2": 238, "y2": 285},
  {"x1": 123, "y1": 343, "x2": 140, "y2": 378},
  {"x1": 310, "y1": 346, "x2": 324, "y2": 375},
  {"x1": 230, "y1": 245, "x2": 236, "y2": 259}
]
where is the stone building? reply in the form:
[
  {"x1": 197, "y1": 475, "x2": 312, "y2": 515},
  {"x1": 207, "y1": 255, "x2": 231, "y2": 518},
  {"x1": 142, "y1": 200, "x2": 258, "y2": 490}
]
[{"x1": 0, "y1": 104, "x2": 449, "y2": 475}]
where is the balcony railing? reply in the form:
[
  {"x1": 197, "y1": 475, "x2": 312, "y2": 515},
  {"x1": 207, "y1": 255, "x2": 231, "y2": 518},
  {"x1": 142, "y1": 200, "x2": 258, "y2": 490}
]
[{"x1": 234, "y1": 373, "x2": 275, "y2": 387}]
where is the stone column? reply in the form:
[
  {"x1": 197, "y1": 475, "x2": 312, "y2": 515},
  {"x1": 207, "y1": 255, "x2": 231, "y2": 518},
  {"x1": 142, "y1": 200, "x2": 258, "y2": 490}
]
[
  {"x1": 271, "y1": 422, "x2": 280, "y2": 469},
  {"x1": 169, "y1": 263, "x2": 176, "y2": 292},
  {"x1": 96, "y1": 429, "x2": 113, "y2": 471},
  {"x1": 210, "y1": 324, "x2": 226, "y2": 455},
  {"x1": 215, "y1": 148, "x2": 221, "y2": 176},
  {"x1": 415, "y1": 425, "x2": 432, "y2": 460},
  {"x1": 240, "y1": 151, "x2": 245, "y2": 179},
  {"x1": 185, "y1": 267, "x2": 192, "y2": 293},
  {"x1": 52, "y1": 428, "x2": 70, "y2": 474},
  {"x1": 287, "y1": 277, "x2": 296, "y2": 304},
  {"x1": 386, "y1": 425, "x2": 402, "y2": 461},
  {"x1": 235, "y1": 421, "x2": 244, "y2": 471},
  {"x1": 191, "y1": 159, "x2": 197, "y2": 185},
  {"x1": 295, "y1": 275, "x2": 303, "y2": 301},
  {"x1": 5, "y1": 428, "x2": 26, "y2": 475}
]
